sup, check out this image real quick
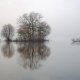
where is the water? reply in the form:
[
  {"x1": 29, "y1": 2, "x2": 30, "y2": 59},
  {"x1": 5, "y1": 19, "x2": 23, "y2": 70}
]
[{"x1": 0, "y1": 39, "x2": 80, "y2": 80}]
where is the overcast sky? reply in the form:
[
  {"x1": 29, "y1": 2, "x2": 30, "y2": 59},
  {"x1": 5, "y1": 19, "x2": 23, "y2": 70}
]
[{"x1": 0, "y1": 0, "x2": 80, "y2": 39}]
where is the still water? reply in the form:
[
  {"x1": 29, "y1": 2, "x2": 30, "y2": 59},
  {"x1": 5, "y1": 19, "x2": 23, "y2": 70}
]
[{"x1": 0, "y1": 39, "x2": 80, "y2": 80}]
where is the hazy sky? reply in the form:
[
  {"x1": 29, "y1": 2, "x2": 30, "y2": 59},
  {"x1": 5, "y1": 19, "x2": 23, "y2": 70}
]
[{"x1": 0, "y1": 0, "x2": 80, "y2": 39}]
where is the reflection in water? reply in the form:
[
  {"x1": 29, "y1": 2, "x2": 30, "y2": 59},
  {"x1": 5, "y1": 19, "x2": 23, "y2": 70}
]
[
  {"x1": 72, "y1": 41, "x2": 80, "y2": 46},
  {"x1": 1, "y1": 42, "x2": 14, "y2": 58},
  {"x1": 17, "y1": 42, "x2": 50, "y2": 70}
]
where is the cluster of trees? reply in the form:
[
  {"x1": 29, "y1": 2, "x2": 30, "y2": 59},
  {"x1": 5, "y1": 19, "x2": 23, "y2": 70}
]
[{"x1": 1, "y1": 12, "x2": 50, "y2": 42}]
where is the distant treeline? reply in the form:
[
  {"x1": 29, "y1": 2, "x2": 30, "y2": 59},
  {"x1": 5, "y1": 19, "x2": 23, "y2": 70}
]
[{"x1": 1, "y1": 12, "x2": 51, "y2": 42}]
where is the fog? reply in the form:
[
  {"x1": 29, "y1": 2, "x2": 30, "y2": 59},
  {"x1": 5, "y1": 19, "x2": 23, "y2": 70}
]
[{"x1": 0, "y1": 0, "x2": 80, "y2": 39}]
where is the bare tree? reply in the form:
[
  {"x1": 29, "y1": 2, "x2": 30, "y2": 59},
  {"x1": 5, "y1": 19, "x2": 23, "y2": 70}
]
[
  {"x1": 1, "y1": 24, "x2": 15, "y2": 41},
  {"x1": 18, "y1": 12, "x2": 42, "y2": 41},
  {"x1": 18, "y1": 12, "x2": 50, "y2": 41},
  {"x1": 38, "y1": 22, "x2": 50, "y2": 40},
  {"x1": 18, "y1": 26, "x2": 28, "y2": 41}
]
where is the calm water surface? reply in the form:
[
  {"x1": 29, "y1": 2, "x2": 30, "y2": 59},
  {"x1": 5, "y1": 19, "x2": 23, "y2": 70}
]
[{"x1": 0, "y1": 38, "x2": 80, "y2": 80}]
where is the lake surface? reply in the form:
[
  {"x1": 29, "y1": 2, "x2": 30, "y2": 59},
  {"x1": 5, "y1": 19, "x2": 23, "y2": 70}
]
[{"x1": 0, "y1": 39, "x2": 80, "y2": 80}]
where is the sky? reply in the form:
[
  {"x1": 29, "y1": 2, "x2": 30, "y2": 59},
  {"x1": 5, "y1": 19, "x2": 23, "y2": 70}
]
[{"x1": 0, "y1": 0, "x2": 80, "y2": 39}]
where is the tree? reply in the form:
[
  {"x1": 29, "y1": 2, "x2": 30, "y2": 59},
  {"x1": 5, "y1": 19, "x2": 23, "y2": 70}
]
[
  {"x1": 38, "y1": 22, "x2": 50, "y2": 40},
  {"x1": 18, "y1": 12, "x2": 50, "y2": 41},
  {"x1": 1, "y1": 24, "x2": 15, "y2": 41},
  {"x1": 18, "y1": 26, "x2": 28, "y2": 41}
]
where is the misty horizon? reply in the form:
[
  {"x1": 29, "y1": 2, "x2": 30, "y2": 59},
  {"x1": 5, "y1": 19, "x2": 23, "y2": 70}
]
[{"x1": 0, "y1": 0, "x2": 80, "y2": 39}]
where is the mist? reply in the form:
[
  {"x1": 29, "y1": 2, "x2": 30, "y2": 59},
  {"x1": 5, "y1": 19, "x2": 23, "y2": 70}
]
[{"x1": 0, "y1": 0, "x2": 80, "y2": 39}]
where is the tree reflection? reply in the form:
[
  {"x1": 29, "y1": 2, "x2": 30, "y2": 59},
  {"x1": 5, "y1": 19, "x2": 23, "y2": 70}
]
[
  {"x1": 17, "y1": 42, "x2": 50, "y2": 70},
  {"x1": 1, "y1": 42, "x2": 14, "y2": 58}
]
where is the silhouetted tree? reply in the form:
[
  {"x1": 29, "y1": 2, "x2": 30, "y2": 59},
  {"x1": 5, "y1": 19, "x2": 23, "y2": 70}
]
[
  {"x1": 38, "y1": 22, "x2": 50, "y2": 40},
  {"x1": 17, "y1": 25, "x2": 30, "y2": 41},
  {"x1": 1, "y1": 24, "x2": 15, "y2": 41},
  {"x1": 18, "y1": 12, "x2": 50, "y2": 41}
]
